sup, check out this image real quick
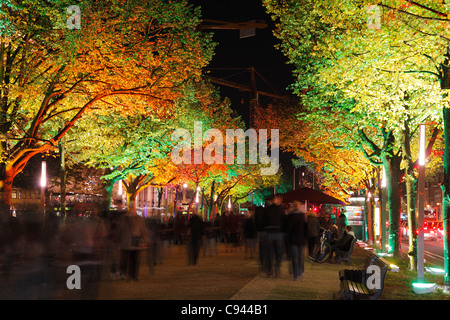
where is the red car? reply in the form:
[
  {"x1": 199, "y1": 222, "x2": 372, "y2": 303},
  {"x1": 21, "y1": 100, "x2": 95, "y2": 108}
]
[
  {"x1": 423, "y1": 222, "x2": 437, "y2": 241},
  {"x1": 431, "y1": 221, "x2": 443, "y2": 240}
]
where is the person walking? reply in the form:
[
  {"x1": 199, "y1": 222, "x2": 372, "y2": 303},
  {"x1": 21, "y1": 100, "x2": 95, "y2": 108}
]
[
  {"x1": 263, "y1": 194, "x2": 284, "y2": 277},
  {"x1": 174, "y1": 211, "x2": 186, "y2": 245},
  {"x1": 286, "y1": 201, "x2": 307, "y2": 280},
  {"x1": 254, "y1": 206, "x2": 266, "y2": 270},
  {"x1": 118, "y1": 213, "x2": 149, "y2": 281},
  {"x1": 186, "y1": 213, "x2": 204, "y2": 265},
  {"x1": 306, "y1": 209, "x2": 320, "y2": 258},
  {"x1": 243, "y1": 208, "x2": 257, "y2": 259}
]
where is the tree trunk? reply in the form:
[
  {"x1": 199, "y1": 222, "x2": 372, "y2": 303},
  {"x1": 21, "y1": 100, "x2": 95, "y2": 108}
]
[
  {"x1": 439, "y1": 52, "x2": 450, "y2": 289},
  {"x1": 207, "y1": 180, "x2": 216, "y2": 221},
  {"x1": 366, "y1": 187, "x2": 375, "y2": 245},
  {"x1": 383, "y1": 154, "x2": 402, "y2": 258},
  {"x1": 0, "y1": 176, "x2": 13, "y2": 217},
  {"x1": 59, "y1": 138, "x2": 66, "y2": 217},
  {"x1": 0, "y1": 165, "x2": 16, "y2": 218},
  {"x1": 127, "y1": 191, "x2": 138, "y2": 215},
  {"x1": 401, "y1": 121, "x2": 418, "y2": 270},
  {"x1": 442, "y1": 105, "x2": 450, "y2": 289},
  {"x1": 405, "y1": 171, "x2": 417, "y2": 270},
  {"x1": 103, "y1": 180, "x2": 115, "y2": 212}
]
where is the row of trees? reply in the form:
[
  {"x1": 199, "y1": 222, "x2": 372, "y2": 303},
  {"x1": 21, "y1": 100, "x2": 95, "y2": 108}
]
[
  {"x1": 258, "y1": 0, "x2": 450, "y2": 286},
  {"x1": 0, "y1": 0, "x2": 281, "y2": 219}
]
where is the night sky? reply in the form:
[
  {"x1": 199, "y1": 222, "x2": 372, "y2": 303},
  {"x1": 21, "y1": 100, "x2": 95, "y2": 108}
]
[
  {"x1": 190, "y1": 0, "x2": 295, "y2": 125},
  {"x1": 190, "y1": 0, "x2": 297, "y2": 189}
]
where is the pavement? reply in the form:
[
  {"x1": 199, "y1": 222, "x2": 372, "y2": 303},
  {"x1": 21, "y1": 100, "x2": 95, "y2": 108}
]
[{"x1": 0, "y1": 240, "x2": 369, "y2": 301}]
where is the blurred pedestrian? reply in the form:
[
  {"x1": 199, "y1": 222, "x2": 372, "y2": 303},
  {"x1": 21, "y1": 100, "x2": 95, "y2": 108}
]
[
  {"x1": 202, "y1": 220, "x2": 218, "y2": 257},
  {"x1": 145, "y1": 217, "x2": 159, "y2": 274},
  {"x1": 286, "y1": 201, "x2": 307, "y2": 280},
  {"x1": 253, "y1": 206, "x2": 266, "y2": 270},
  {"x1": 243, "y1": 208, "x2": 257, "y2": 259},
  {"x1": 228, "y1": 210, "x2": 240, "y2": 251},
  {"x1": 336, "y1": 213, "x2": 347, "y2": 239},
  {"x1": 118, "y1": 214, "x2": 149, "y2": 281},
  {"x1": 263, "y1": 194, "x2": 284, "y2": 277},
  {"x1": 219, "y1": 211, "x2": 229, "y2": 244},
  {"x1": 186, "y1": 213, "x2": 204, "y2": 265},
  {"x1": 306, "y1": 209, "x2": 320, "y2": 258},
  {"x1": 105, "y1": 213, "x2": 121, "y2": 280},
  {"x1": 174, "y1": 211, "x2": 186, "y2": 245}
]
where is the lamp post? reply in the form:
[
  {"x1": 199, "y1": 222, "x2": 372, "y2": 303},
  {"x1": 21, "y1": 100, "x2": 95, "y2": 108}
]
[
  {"x1": 417, "y1": 124, "x2": 426, "y2": 282},
  {"x1": 381, "y1": 166, "x2": 387, "y2": 253},
  {"x1": 182, "y1": 183, "x2": 187, "y2": 203},
  {"x1": 40, "y1": 160, "x2": 47, "y2": 218}
]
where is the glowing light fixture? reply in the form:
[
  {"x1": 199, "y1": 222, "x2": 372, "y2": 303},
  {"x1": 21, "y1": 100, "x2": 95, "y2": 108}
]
[
  {"x1": 419, "y1": 124, "x2": 426, "y2": 166},
  {"x1": 40, "y1": 161, "x2": 47, "y2": 187},
  {"x1": 412, "y1": 282, "x2": 437, "y2": 294},
  {"x1": 425, "y1": 267, "x2": 445, "y2": 275},
  {"x1": 389, "y1": 264, "x2": 399, "y2": 272}
]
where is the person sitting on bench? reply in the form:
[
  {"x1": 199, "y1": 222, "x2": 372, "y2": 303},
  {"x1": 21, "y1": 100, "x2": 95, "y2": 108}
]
[{"x1": 329, "y1": 225, "x2": 355, "y2": 261}]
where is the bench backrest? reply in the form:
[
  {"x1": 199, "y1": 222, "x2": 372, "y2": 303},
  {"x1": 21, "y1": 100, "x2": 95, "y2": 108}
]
[
  {"x1": 367, "y1": 256, "x2": 390, "y2": 300},
  {"x1": 364, "y1": 250, "x2": 378, "y2": 269}
]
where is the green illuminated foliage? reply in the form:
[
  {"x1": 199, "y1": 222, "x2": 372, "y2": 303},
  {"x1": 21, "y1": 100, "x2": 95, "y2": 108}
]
[
  {"x1": 262, "y1": 0, "x2": 445, "y2": 259},
  {"x1": 0, "y1": 0, "x2": 214, "y2": 211}
]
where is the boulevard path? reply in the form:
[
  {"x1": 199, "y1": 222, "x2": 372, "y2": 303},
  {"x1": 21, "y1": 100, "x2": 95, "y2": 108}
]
[
  {"x1": 0, "y1": 242, "x2": 367, "y2": 300},
  {"x1": 44, "y1": 242, "x2": 367, "y2": 300}
]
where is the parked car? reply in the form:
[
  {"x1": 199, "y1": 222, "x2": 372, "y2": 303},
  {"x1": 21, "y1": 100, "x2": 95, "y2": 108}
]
[
  {"x1": 423, "y1": 222, "x2": 437, "y2": 241},
  {"x1": 432, "y1": 221, "x2": 443, "y2": 240}
]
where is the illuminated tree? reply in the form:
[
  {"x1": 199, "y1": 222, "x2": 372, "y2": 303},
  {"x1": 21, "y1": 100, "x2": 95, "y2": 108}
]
[
  {"x1": 0, "y1": 0, "x2": 213, "y2": 214},
  {"x1": 262, "y1": 0, "x2": 444, "y2": 261}
]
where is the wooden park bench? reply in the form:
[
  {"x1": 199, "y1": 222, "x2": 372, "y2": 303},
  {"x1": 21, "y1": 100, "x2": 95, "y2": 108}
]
[
  {"x1": 334, "y1": 237, "x2": 357, "y2": 264},
  {"x1": 339, "y1": 249, "x2": 378, "y2": 282},
  {"x1": 339, "y1": 254, "x2": 390, "y2": 300}
]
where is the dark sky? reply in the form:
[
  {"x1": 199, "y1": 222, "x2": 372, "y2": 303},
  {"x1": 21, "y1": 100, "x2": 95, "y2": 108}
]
[
  {"x1": 190, "y1": 0, "x2": 296, "y2": 189},
  {"x1": 190, "y1": 0, "x2": 295, "y2": 126}
]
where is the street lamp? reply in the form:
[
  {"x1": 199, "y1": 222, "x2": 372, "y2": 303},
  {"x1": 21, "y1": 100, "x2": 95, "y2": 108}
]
[
  {"x1": 40, "y1": 161, "x2": 47, "y2": 188},
  {"x1": 381, "y1": 166, "x2": 387, "y2": 253},
  {"x1": 195, "y1": 187, "x2": 200, "y2": 203},
  {"x1": 182, "y1": 183, "x2": 187, "y2": 203},
  {"x1": 40, "y1": 160, "x2": 46, "y2": 217},
  {"x1": 417, "y1": 124, "x2": 426, "y2": 283},
  {"x1": 118, "y1": 179, "x2": 122, "y2": 195},
  {"x1": 412, "y1": 123, "x2": 437, "y2": 294}
]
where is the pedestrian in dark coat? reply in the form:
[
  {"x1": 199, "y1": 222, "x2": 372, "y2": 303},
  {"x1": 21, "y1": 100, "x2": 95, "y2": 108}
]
[
  {"x1": 286, "y1": 201, "x2": 307, "y2": 280},
  {"x1": 306, "y1": 209, "x2": 320, "y2": 258},
  {"x1": 243, "y1": 209, "x2": 257, "y2": 259},
  {"x1": 263, "y1": 194, "x2": 284, "y2": 277},
  {"x1": 254, "y1": 206, "x2": 266, "y2": 270},
  {"x1": 118, "y1": 214, "x2": 149, "y2": 281},
  {"x1": 187, "y1": 213, "x2": 204, "y2": 265}
]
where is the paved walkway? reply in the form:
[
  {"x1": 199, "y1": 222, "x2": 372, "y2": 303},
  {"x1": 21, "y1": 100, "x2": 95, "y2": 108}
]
[{"x1": 0, "y1": 242, "x2": 367, "y2": 300}]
